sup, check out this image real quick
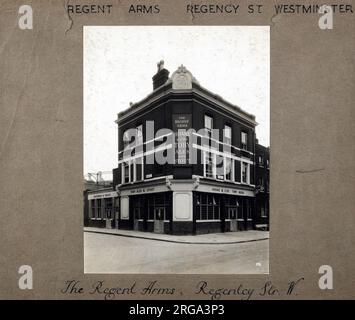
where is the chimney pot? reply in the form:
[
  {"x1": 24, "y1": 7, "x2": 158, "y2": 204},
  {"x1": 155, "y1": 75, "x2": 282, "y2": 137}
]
[{"x1": 152, "y1": 60, "x2": 169, "y2": 90}]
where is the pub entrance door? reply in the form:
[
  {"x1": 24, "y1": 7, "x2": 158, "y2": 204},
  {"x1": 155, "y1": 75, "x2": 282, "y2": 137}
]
[
  {"x1": 133, "y1": 207, "x2": 140, "y2": 231},
  {"x1": 154, "y1": 207, "x2": 165, "y2": 234},
  {"x1": 228, "y1": 207, "x2": 238, "y2": 232}
]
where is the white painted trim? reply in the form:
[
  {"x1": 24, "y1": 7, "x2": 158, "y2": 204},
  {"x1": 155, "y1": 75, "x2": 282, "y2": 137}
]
[
  {"x1": 192, "y1": 175, "x2": 256, "y2": 190},
  {"x1": 192, "y1": 90, "x2": 257, "y2": 126},
  {"x1": 118, "y1": 92, "x2": 169, "y2": 124},
  {"x1": 173, "y1": 191, "x2": 193, "y2": 221},
  {"x1": 133, "y1": 159, "x2": 137, "y2": 182},
  {"x1": 119, "y1": 176, "x2": 173, "y2": 194},
  {"x1": 88, "y1": 191, "x2": 118, "y2": 200},
  {"x1": 117, "y1": 89, "x2": 256, "y2": 127},
  {"x1": 196, "y1": 220, "x2": 221, "y2": 222},
  {"x1": 143, "y1": 175, "x2": 173, "y2": 182}
]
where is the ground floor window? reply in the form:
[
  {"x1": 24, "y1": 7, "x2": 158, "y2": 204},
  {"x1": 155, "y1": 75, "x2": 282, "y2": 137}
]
[
  {"x1": 148, "y1": 193, "x2": 171, "y2": 220},
  {"x1": 133, "y1": 196, "x2": 144, "y2": 220},
  {"x1": 154, "y1": 207, "x2": 165, "y2": 220},
  {"x1": 91, "y1": 200, "x2": 96, "y2": 219},
  {"x1": 247, "y1": 202, "x2": 252, "y2": 220},
  {"x1": 260, "y1": 201, "x2": 269, "y2": 218},
  {"x1": 105, "y1": 198, "x2": 113, "y2": 219},
  {"x1": 132, "y1": 193, "x2": 172, "y2": 221},
  {"x1": 114, "y1": 197, "x2": 120, "y2": 218},
  {"x1": 195, "y1": 193, "x2": 255, "y2": 221},
  {"x1": 225, "y1": 196, "x2": 239, "y2": 220},
  {"x1": 96, "y1": 199, "x2": 102, "y2": 219},
  {"x1": 196, "y1": 193, "x2": 220, "y2": 220},
  {"x1": 224, "y1": 195, "x2": 253, "y2": 221},
  {"x1": 89, "y1": 197, "x2": 118, "y2": 220}
]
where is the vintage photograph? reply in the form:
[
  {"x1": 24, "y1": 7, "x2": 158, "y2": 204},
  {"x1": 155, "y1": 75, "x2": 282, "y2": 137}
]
[{"x1": 83, "y1": 26, "x2": 270, "y2": 274}]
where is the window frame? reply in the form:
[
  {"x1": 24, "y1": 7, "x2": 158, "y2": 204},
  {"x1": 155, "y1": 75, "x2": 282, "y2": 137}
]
[
  {"x1": 241, "y1": 131, "x2": 248, "y2": 150},
  {"x1": 260, "y1": 204, "x2": 268, "y2": 218},
  {"x1": 195, "y1": 193, "x2": 221, "y2": 221},
  {"x1": 204, "y1": 114, "x2": 213, "y2": 131},
  {"x1": 136, "y1": 124, "x2": 143, "y2": 146},
  {"x1": 241, "y1": 161, "x2": 250, "y2": 184},
  {"x1": 224, "y1": 124, "x2": 232, "y2": 145},
  {"x1": 122, "y1": 130, "x2": 130, "y2": 149}
]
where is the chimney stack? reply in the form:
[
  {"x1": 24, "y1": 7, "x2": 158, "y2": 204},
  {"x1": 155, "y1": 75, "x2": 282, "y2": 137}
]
[{"x1": 152, "y1": 60, "x2": 169, "y2": 90}]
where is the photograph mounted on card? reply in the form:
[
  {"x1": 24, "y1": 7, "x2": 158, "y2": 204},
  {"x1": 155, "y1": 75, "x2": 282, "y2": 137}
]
[{"x1": 83, "y1": 26, "x2": 270, "y2": 274}]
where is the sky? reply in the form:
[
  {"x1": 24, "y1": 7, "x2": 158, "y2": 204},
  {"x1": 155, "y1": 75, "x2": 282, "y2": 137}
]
[{"x1": 84, "y1": 26, "x2": 270, "y2": 175}]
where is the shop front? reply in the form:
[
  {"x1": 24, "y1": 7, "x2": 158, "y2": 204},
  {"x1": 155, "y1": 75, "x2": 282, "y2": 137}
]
[
  {"x1": 115, "y1": 177, "x2": 255, "y2": 235},
  {"x1": 193, "y1": 192, "x2": 254, "y2": 234},
  {"x1": 131, "y1": 192, "x2": 172, "y2": 234},
  {"x1": 117, "y1": 179, "x2": 173, "y2": 233},
  {"x1": 87, "y1": 189, "x2": 119, "y2": 228}
]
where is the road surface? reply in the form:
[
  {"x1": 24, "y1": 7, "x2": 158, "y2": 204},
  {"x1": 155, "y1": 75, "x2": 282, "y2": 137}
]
[{"x1": 84, "y1": 232, "x2": 269, "y2": 274}]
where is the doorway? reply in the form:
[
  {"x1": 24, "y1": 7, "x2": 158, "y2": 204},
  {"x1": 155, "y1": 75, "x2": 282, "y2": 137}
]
[
  {"x1": 154, "y1": 207, "x2": 165, "y2": 234},
  {"x1": 228, "y1": 207, "x2": 238, "y2": 232},
  {"x1": 133, "y1": 207, "x2": 140, "y2": 231}
]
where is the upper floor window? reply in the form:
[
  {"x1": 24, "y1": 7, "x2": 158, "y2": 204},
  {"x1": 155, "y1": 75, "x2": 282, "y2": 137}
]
[
  {"x1": 241, "y1": 131, "x2": 248, "y2": 150},
  {"x1": 121, "y1": 157, "x2": 144, "y2": 185},
  {"x1": 124, "y1": 162, "x2": 129, "y2": 183},
  {"x1": 266, "y1": 159, "x2": 269, "y2": 168},
  {"x1": 241, "y1": 162, "x2": 249, "y2": 184},
  {"x1": 204, "y1": 115, "x2": 213, "y2": 132},
  {"x1": 136, "y1": 124, "x2": 143, "y2": 146},
  {"x1": 258, "y1": 155, "x2": 263, "y2": 166},
  {"x1": 224, "y1": 125, "x2": 232, "y2": 145},
  {"x1": 123, "y1": 130, "x2": 130, "y2": 148},
  {"x1": 258, "y1": 177, "x2": 264, "y2": 190},
  {"x1": 204, "y1": 151, "x2": 214, "y2": 178},
  {"x1": 261, "y1": 203, "x2": 268, "y2": 218},
  {"x1": 225, "y1": 157, "x2": 232, "y2": 181}
]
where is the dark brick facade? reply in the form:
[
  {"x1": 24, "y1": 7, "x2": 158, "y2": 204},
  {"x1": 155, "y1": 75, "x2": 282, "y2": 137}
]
[{"x1": 85, "y1": 63, "x2": 270, "y2": 235}]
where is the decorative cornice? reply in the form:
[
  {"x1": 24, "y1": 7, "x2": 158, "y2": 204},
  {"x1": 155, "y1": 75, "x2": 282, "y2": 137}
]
[{"x1": 116, "y1": 65, "x2": 256, "y2": 126}]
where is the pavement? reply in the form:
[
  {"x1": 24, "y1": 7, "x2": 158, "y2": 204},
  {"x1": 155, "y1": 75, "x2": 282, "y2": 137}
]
[{"x1": 84, "y1": 227, "x2": 269, "y2": 244}]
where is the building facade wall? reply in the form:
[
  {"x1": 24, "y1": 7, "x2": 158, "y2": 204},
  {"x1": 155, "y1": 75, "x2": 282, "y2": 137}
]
[
  {"x1": 255, "y1": 143, "x2": 270, "y2": 229},
  {"x1": 115, "y1": 91, "x2": 256, "y2": 185},
  {"x1": 86, "y1": 65, "x2": 269, "y2": 235}
]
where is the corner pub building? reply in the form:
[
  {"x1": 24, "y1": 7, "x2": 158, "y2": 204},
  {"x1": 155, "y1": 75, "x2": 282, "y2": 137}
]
[{"x1": 85, "y1": 62, "x2": 270, "y2": 235}]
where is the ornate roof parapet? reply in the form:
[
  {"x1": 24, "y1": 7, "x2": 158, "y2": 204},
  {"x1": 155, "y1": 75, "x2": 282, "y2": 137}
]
[{"x1": 169, "y1": 65, "x2": 199, "y2": 90}]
